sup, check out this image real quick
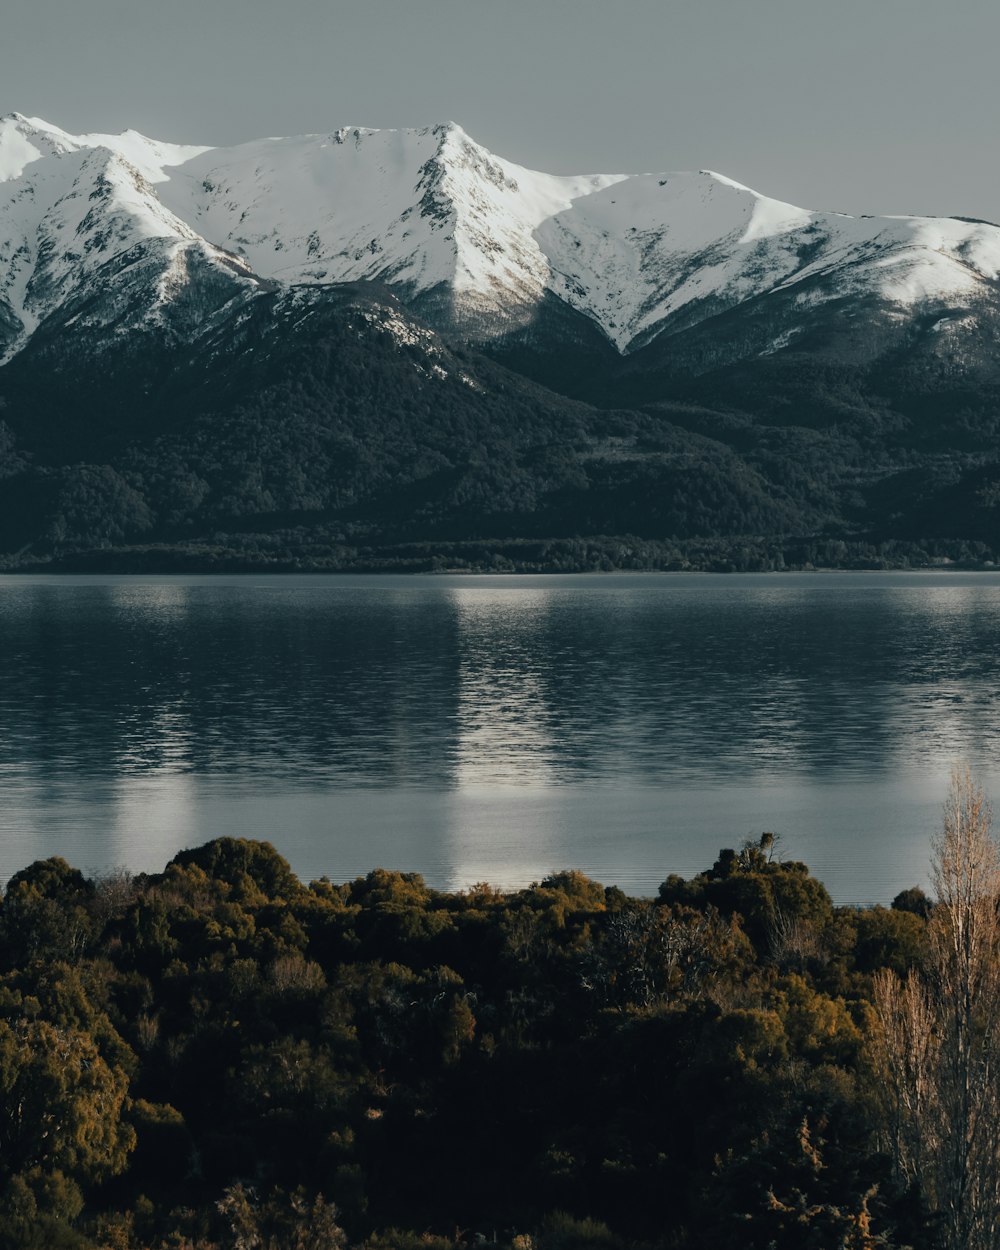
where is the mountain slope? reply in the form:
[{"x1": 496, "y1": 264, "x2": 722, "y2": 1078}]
[{"x1": 0, "y1": 284, "x2": 811, "y2": 563}]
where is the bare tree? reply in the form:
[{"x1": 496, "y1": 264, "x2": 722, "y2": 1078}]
[
  {"x1": 928, "y1": 768, "x2": 1000, "y2": 1249},
  {"x1": 870, "y1": 766, "x2": 1000, "y2": 1250},
  {"x1": 870, "y1": 968, "x2": 939, "y2": 1192}
]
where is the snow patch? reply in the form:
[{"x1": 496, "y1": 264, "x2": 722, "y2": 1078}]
[
  {"x1": 759, "y1": 328, "x2": 801, "y2": 356},
  {"x1": 0, "y1": 118, "x2": 46, "y2": 181}
]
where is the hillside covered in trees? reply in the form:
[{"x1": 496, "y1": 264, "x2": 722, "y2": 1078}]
[
  {"x1": 2, "y1": 771, "x2": 998, "y2": 1249},
  {"x1": 2, "y1": 282, "x2": 1000, "y2": 574}
]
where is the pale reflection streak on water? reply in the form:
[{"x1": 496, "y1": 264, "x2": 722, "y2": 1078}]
[
  {"x1": 3, "y1": 573, "x2": 1000, "y2": 901},
  {"x1": 450, "y1": 589, "x2": 560, "y2": 787}
]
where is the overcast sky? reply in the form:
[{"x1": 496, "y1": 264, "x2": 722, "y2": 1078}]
[{"x1": 3, "y1": 0, "x2": 998, "y2": 221}]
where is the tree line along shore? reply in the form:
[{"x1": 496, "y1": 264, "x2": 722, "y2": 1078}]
[{"x1": 0, "y1": 769, "x2": 996, "y2": 1250}]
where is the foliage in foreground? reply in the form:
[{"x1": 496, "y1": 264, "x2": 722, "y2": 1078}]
[{"x1": 0, "y1": 814, "x2": 964, "y2": 1249}]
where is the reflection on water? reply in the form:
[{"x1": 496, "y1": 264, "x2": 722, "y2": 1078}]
[
  {"x1": 3, "y1": 572, "x2": 1000, "y2": 902},
  {"x1": 451, "y1": 589, "x2": 558, "y2": 787}
]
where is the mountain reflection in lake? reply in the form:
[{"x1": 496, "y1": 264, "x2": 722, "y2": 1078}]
[{"x1": 2, "y1": 572, "x2": 1000, "y2": 903}]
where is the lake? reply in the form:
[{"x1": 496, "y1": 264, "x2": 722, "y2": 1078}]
[{"x1": 2, "y1": 571, "x2": 999, "y2": 903}]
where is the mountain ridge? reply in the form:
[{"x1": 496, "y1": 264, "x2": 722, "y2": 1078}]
[{"x1": 3, "y1": 114, "x2": 999, "y2": 358}]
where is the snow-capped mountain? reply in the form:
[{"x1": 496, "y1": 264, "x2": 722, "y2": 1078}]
[
  {"x1": 3, "y1": 112, "x2": 1000, "y2": 573},
  {"x1": 2, "y1": 112, "x2": 1000, "y2": 364}
]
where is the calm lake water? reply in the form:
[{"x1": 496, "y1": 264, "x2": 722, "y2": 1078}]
[{"x1": 2, "y1": 571, "x2": 1000, "y2": 903}]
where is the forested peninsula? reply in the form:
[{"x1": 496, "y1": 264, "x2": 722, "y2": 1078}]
[{"x1": 1, "y1": 772, "x2": 996, "y2": 1250}]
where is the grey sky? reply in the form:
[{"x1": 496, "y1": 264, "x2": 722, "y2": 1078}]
[{"x1": 3, "y1": 0, "x2": 998, "y2": 221}]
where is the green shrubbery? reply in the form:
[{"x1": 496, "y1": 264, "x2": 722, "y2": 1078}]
[{"x1": 0, "y1": 833, "x2": 950, "y2": 1248}]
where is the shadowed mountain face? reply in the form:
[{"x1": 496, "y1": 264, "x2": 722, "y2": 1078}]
[{"x1": 1, "y1": 114, "x2": 999, "y2": 570}]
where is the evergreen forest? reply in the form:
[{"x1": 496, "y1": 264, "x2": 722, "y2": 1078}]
[{"x1": 3, "y1": 285, "x2": 1000, "y2": 573}]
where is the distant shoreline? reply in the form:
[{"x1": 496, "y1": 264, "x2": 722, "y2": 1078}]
[{"x1": 1, "y1": 542, "x2": 996, "y2": 577}]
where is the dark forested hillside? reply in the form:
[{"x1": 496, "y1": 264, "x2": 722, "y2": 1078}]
[{"x1": 1, "y1": 280, "x2": 999, "y2": 571}]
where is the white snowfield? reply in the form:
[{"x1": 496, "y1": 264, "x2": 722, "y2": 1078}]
[{"x1": 1, "y1": 112, "x2": 999, "y2": 361}]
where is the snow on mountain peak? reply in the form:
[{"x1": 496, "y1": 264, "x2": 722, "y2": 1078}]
[
  {"x1": 1, "y1": 114, "x2": 999, "y2": 359},
  {"x1": 0, "y1": 120, "x2": 257, "y2": 361},
  {"x1": 0, "y1": 120, "x2": 44, "y2": 182}
]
